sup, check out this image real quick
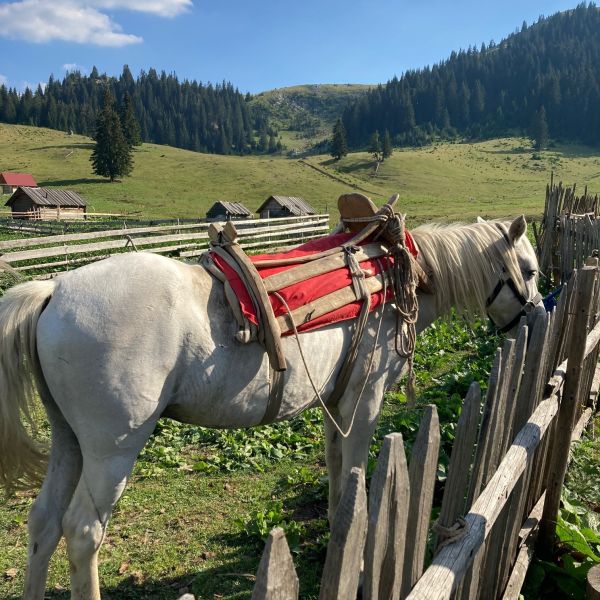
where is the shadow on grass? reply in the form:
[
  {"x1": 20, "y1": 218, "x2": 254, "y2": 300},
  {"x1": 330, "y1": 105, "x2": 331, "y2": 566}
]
[
  {"x1": 30, "y1": 143, "x2": 94, "y2": 151},
  {"x1": 37, "y1": 178, "x2": 110, "y2": 186}
]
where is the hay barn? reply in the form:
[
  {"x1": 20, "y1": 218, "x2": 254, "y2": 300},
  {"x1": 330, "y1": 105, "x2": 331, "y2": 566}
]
[
  {"x1": 206, "y1": 201, "x2": 252, "y2": 221},
  {"x1": 0, "y1": 172, "x2": 37, "y2": 195},
  {"x1": 256, "y1": 195, "x2": 316, "y2": 219},
  {"x1": 6, "y1": 187, "x2": 87, "y2": 220}
]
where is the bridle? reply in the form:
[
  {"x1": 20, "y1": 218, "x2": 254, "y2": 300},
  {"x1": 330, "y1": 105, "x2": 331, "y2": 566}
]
[{"x1": 486, "y1": 270, "x2": 543, "y2": 333}]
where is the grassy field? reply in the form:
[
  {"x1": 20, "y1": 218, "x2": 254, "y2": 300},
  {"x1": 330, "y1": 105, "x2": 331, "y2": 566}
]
[{"x1": 2, "y1": 124, "x2": 600, "y2": 222}]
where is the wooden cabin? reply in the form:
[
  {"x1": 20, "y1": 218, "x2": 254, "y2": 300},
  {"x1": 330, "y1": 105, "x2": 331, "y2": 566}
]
[
  {"x1": 256, "y1": 196, "x2": 316, "y2": 219},
  {"x1": 0, "y1": 172, "x2": 37, "y2": 195},
  {"x1": 206, "y1": 201, "x2": 252, "y2": 221},
  {"x1": 6, "y1": 187, "x2": 87, "y2": 220}
]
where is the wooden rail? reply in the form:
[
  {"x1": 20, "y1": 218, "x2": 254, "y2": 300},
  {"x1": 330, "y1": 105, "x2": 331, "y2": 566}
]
[{"x1": 0, "y1": 214, "x2": 330, "y2": 278}]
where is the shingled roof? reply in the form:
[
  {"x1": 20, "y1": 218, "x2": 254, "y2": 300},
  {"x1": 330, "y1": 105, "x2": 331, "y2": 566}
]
[
  {"x1": 256, "y1": 195, "x2": 316, "y2": 216},
  {"x1": 5, "y1": 187, "x2": 86, "y2": 208},
  {"x1": 208, "y1": 200, "x2": 252, "y2": 216},
  {"x1": 0, "y1": 172, "x2": 37, "y2": 187}
]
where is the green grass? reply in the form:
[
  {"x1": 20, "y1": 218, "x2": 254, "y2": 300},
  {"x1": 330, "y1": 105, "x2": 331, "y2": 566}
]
[{"x1": 2, "y1": 124, "x2": 599, "y2": 221}]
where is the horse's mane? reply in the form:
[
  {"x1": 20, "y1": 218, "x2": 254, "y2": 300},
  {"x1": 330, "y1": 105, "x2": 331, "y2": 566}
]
[{"x1": 411, "y1": 221, "x2": 527, "y2": 315}]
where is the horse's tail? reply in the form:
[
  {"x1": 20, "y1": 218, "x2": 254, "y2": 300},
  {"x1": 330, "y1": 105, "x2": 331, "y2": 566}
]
[{"x1": 0, "y1": 279, "x2": 55, "y2": 492}]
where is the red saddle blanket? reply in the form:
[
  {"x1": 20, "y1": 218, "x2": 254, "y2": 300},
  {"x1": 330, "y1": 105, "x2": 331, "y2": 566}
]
[{"x1": 211, "y1": 231, "x2": 418, "y2": 335}]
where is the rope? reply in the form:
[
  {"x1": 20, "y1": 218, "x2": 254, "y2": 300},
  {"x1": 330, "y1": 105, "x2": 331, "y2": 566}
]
[
  {"x1": 433, "y1": 517, "x2": 469, "y2": 551},
  {"x1": 272, "y1": 273, "x2": 387, "y2": 439}
]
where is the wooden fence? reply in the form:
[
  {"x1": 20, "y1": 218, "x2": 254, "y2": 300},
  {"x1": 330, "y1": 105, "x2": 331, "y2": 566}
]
[
  {"x1": 536, "y1": 179, "x2": 600, "y2": 285},
  {"x1": 245, "y1": 260, "x2": 600, "y2": 600},
  {"x1": 0, "y1": 213, "x2": 330, "y2": 278}
]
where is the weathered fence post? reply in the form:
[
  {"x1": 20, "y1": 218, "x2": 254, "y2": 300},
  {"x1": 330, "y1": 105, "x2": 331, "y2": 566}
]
[
  {"x1": 401, "y1": 405, "x2": 441, "y2": 597},
  {"x1": 538, "y1": 264, "x2": 598, "y2": 554},
  {"x1": 435, "y1": 382, "x2": 481, "y2": 552},
  {"x1": 319, "y1": 467, "x2": 367, "y2": 600},
  {"x1": 363, "y1": 432, "x2": 410, "y2": 600},
  {"x1": 251, "y1": 527, "x2": 299, "y2": 600}
]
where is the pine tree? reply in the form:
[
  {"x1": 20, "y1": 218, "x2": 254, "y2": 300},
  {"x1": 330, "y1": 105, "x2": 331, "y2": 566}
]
[
  {"x1": 368, "y1": 130, "x2": 381, "y2": 160},
  {"x1": 119, "y1": 92, "x2": 141, "y2": 147},
  {"x1": 90, "y1": 89, "x2": 133, "y2": 182},
  {"x1": 382, "y1": 130, "x2": 393, "y2": 160},
  {"x1": 532, "y1": 106, "x2": 549, "y2": 150},
  {"x1": 330, "y1": 118, "x2": 348, "y2": 160}
]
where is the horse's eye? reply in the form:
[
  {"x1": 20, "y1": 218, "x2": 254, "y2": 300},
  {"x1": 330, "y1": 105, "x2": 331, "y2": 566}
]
[{"x1": 526, "y1": 270, "x2": 537, "y2": 279}]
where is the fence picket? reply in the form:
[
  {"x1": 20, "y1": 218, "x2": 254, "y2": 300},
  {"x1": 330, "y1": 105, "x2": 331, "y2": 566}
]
[
  {"x1": 363, "y1": 433, "x2": 410, "y2": 600},
  {"x1": 319, "y1": 467, "x2": 367, "y2": 600},
  {"x1": 435, "y1": 382, "x2": 481, "y2": 552},
  {"x1": 401, "y1": 406, "x2": 441, "y2": 597},
  {"x1": 251, "y1": 528, "x2": 299, "y2": 600}
]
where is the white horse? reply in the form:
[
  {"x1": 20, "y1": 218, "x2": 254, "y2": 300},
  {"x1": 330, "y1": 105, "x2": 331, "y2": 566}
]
[{"x1": 0, "y1": 215, "x2": 540, "y2": 600}]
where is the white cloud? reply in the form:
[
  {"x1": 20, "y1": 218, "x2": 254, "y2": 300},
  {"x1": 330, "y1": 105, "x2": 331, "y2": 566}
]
[
  {"x1": 0, "y1": 0, "x2": 192, "y2": 47},
  {"x1": 0, "y1": 75, "x2": 7, "y2": 86},
  {"x1": 93, "y1": 0, "x2": 192, "y2": 18},
  {"x1": 63, "y1": 63, "x2": 88, "y2": 73}
]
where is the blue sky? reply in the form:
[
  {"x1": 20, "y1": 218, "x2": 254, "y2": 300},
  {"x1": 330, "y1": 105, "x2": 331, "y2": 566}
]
[{"x1": 0, "y1": 0, "x2": 586, "y2": 94}]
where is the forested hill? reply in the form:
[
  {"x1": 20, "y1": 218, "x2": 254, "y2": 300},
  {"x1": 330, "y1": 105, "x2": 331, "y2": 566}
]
[
  {"x1": 342, "y1": 3, "x2": 600, "y2": 147},
  {"x1": 0, "y1": 67, "x2": 273, "y2": 155}
]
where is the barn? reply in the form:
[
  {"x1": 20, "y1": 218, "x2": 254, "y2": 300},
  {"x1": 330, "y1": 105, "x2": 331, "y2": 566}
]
[
  {"x1": 6, "y1": 187, "x2": 87, "y2": 220},
  {"x1": 0, "y1": 172, "x2": 37, "y2": 195},
  {"x1": 206, "y1": 201, "x2": 252, "y2": 221},
  {"x1": 256, "y1": 195, "x2": 316, "y2": 219}
]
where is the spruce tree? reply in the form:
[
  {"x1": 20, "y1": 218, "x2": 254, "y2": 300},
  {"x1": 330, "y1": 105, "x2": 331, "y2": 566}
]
[
  {"x1": 90, "y1": 89, "x2": 133, "y2": 182},
  {"x1": 382, "y1": 130, "x2": 393, "y2": 160},
  {"x1": 119, "y1": 92, "x2": 141, "y2": 147},
  {"x1": 330, "y1": 118, "x2": 348, "y2": 160},
  {"x1": 532, "y1": 106, "x2": 549, "y2": 150},
  {"x1": 368, "y1": 130, "x2": 381, "y2": 160}
]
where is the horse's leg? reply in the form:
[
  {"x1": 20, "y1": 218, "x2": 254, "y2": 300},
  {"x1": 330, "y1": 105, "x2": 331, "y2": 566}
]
[
  {"x1": 339, "y1": 385, "x2": 386, "y2": 496},
  {"x1": 61, "y1": 429, "x2": 154, "y2": 600},
  {"x1": 24, "y1": 393, "x2": 82, "y2": 600},
  {"x1": 324, "y1": 416, "x2": 343, "y2": 525}
]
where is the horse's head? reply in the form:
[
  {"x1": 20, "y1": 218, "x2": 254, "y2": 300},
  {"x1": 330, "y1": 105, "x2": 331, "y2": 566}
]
[{"x1": 482, "y1": 215, "x2": 543, "y2": 335}]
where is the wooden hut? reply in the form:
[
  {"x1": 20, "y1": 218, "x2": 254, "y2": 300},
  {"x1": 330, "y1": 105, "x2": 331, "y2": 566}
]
[
  {"x1": 256, "y1": 196, "x2": 316, "y2": 219},
  {"x1": 206, "y1": 201, "x2": 252, "y2": 221},
  {"x1": 6, "y1": 187, "x2": 87, "y2": 220},
  {"x1": 0, "y1": 172, "x2": 37, "y2": 195}
]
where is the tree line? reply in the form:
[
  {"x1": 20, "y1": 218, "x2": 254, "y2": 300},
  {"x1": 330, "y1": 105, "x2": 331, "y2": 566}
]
[
  {"x1": 340, "y1": 3, "x2": 600, "y2": 149},
  {"x1": 0, "y1": 66, "x2": 282, "y2": 155}
]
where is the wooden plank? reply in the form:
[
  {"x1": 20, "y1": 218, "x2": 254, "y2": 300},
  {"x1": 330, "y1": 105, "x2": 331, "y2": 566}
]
[
  {"x1": 405, "y1": 392, "x2": 561, "y2": 600},
  {"x1": 363, "y1": 433, "x2": 410, "y2": 600},
  {"x1": 435, "y1": 382, "x2": 481, "y2": 551},
  {"x1": 501, "y1": 494, "x2": 545, "y2": 600},
  {"x1": 319, "y1": 467, "x2": 367, "y2": 600},
  {"x1": 263, "y1": 243, "x2": 388, "y2": 292},
  {"x1": 251, "y1": 527, "x2": 298, "y2": 600},
  {"x1": 0, "y1": 214, "x2": 328, "y2": 253},
  {"x1": 401, "y1": 406, "x2": 441, "y2": 597},
  {"x1": 538, "y1": 266, "x2": 597, "y2": 553}
]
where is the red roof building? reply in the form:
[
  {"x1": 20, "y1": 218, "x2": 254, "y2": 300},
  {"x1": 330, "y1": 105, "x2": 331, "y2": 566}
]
[
  {"x1": 1, "y1": 172, "x2": 38, "y2": 195},
  {"x1": 0, "y1": 171, "x2": 37, "y2": 194}
]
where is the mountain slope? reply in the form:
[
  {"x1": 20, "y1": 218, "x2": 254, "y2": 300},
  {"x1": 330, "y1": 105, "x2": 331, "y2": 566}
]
[
  {"x1": 3, "y1": 124, "x2": 600, "y2": 221},
  {"x1": 342, "y1": 3, "x2": 600, "y2": 147}
]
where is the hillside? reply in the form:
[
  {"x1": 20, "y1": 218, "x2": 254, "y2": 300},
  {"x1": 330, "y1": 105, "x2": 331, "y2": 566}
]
[
  {"x1": 2, "y1": 124, "x2": 600, "y2": 222},
  {"x1": 342, "y1": 3, "x2": 600, "y2": 148},
  {"x1": 250, "y1": 84, "x2": 372, "y2": 151}
]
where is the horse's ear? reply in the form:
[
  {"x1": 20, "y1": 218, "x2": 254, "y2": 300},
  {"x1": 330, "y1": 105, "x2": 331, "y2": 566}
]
[
  {"x1": 508, "y1": 215, "x2": 527, "y2": 246},
  {"x1": 476, "y1": 216, "x2": 486, "y2": 223}
]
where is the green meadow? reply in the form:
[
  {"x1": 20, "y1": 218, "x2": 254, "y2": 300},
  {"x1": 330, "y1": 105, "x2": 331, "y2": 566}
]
[{"x1": 2, "y1": 124, "x2": 599, "y2": 222}]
